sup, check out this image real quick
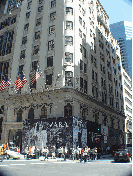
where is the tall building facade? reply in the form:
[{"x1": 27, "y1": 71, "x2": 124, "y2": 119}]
[
  {"x1": 122, "y1": 68, "x2": 132, "y2": 144},
  {"x1": 0, "y1": 0, "x2": 125, "y2": 151},
  {"x1": 110, "y1": 21, "x2": 132, "y2": 82}
]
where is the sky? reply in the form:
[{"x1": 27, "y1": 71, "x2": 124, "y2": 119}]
[{"x1": 99, "y1": 0, "x2": 132, "y2": 24}]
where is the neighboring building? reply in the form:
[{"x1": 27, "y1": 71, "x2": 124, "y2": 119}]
[
  {"x1": 0, "y1": 0, "x2": 125, "y2": 152},
  {"x1": 110, "y1": 21, "x2": 132, "y2": 82},
  {"x1": 122, "y1": 68, "x2": 132, "y2": 144},
  {"x1": 0, "y1": 0, "x2": 7, "y2": 17}
]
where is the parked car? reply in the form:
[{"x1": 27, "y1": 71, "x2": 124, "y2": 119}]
[
  {"x1": 125, "y1": 144, "x2": 132, "y2": 159},
  {"x1": 114, "y1": 149, "x2": 131, "y2": 162}
]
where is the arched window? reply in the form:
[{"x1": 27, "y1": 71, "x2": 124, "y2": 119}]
[
  {"x1": 28, "y1": 108, "x2": 34, "y2": 122},
  {"x1": 17, "y1": 109, "x2": 23, "y2": 122},
  {"x1": 64, "y1": 103, "x2": 72, "y2": 117},
  {"x1": 41, "y1": 105, "x2": 47, "y2": 119}
]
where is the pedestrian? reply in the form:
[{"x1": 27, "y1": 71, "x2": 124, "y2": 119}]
[
  {"x1": 29, "y1": 146, "x2": 31, "y2": 156},
  {"x1": 95, "y1": 148, "x2": 97, "y2": 160},
  {"x1": 87, "y1": 148, "x2": 91, "y2": 160},
  {"x1": 92, "y1": 148, "x2": 95, "y2": 160},
  {"x1": 26, "y1": 145, "x2": 29, "y2": 158},
  {"x1": 6, "y1": 143, "x2": 9, "y2": 150},
  {"x1": 107, "y1": 146, "x2": 110, "y2": 155},
  {"x1": 4, "y1": 144, "x2": 6, "y2": 151},
  {"x1": 84, "y1": 147, "x2": 88, "y2": 162},
  {"x1": 80, "y1": 148, "x2": 84, "y2": 162}
]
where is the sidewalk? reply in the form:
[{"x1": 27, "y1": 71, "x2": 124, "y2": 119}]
[{"x1": 11, "y1": 154, "x2": 114, "y2": 162}]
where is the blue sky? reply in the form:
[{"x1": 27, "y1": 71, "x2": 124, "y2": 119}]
[{"x1": 99, "y1": 0, "x2": 132, "y2": 24}]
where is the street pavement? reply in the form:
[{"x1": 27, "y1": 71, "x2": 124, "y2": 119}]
[{"x1": 0, "y1": 156, "x2": 132, "y2": 176}]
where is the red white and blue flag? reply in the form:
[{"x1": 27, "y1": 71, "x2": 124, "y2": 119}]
[
  {"x1": 0, "y1": 77, "x2": 11, "y2": 90},
  {"x1": 14, "y1": 72, "x2": 27, "y2": 91},
  {"x1": 30, "y1": 70, "x2": 40, "y2": 85}
]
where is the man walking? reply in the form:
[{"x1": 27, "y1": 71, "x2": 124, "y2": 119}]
[{"x1": 80, "y1": 148, "x2": 84, "y2": 162}]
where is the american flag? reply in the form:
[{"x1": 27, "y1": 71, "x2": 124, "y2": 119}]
[
  {"x1": 14, "y1": 73, "x2": 27, "y2": 91},
  {"x1": 30, "y1": 71, "x2": 40, "y2": 85},
  {"x1": 0, "y1": 77, "x2": 11, "y2": 90}
]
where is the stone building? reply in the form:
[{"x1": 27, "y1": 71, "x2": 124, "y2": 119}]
[{"x1": 0, "y1": 0, "x2": 125, "y2": 151}]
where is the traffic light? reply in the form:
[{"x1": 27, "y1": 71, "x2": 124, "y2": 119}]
[{"x1": 97, "y1": 125, "x2": 101, "y2": 133}]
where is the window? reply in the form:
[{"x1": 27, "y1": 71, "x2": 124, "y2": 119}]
[
  {"x1": 66, "y1": 21, "x2": 73, "y2": 30},
  {"x1": 91, "y1": 55, "x2": 93, "y2": 63},
  {"x1": 104, "y1": 80, "x2": 106, "y2": 88},
  {"x1": 17, "y1": 109, "x2": 22, "y2": 122},
  {"x1": 33, "y1": 45, "x2": 39, "y2": 55},
  {"x1": 50, "y1": 12, "x2": 56, "y2": 21},
  {"x1": 11, "y1": 17, "x2": 16, "y2": 24},
  {"x1": 6, "y1": 42, "x2": 12, "y2": 54},
  {"x1": 39, "y1": 0, "x2": 43, "y2": 4},
  {"x1": 64, "y1": 103, "x2": 72, "y2": 117},
  {"x1": 100, "y1": 64, "x2": 102, "y2": 71},
  {"x1": 92, "y1": 86, "x2": 94, "y2": 96},
  {"x1": 30, "y1": 79, "x2": 36, "y2": 89},
  {"x1": 65, "y1": 52, "x2": 73, "y2": 63},
  {"x1": 32, "y1": 61, "x2": 38, "y2": 72},
  {"x1": 65, "y1": 71, "x2": 73, "y2": 86},
  {"x1": 82, "y1": 8, "x2": 85, "y2": 16},
  {"x1": 49, "y1": 25, "x2": 55, "y2": 34},
  {"x1": 20, "y1": 50, "x2": 26, "y2": 59},
  {"x1": 103, "y1": 67, "x2": 105, "y2": 74},
  {"x1": 26, "y1": 12, "x2": 30, "y2": 19},
  {"x1": 27, "y1": 1, "x2": 32, "y2": 10},
  {"x1": 101, "y1": 77, "x2": 103, "y2": 86},
  {"x1": 65, "y1": 36, "x2": 73, "y2": 46},
  {"x1": 115, "y1": 80, "x2": 117, "y2": 86},
  {"x1": 41, "y1": 105, "x2": 47, "y2": 119},
  {"x1": 79, "y1": 29, "x2": 82, "y2": 38},
  {"x1": 79, "y1": 16, "x2": 82, "y2": 25},
  {"x1": 96, "y1": 88, "x2": 98, "y2": 97},
  {"x1": 48, "y1": 40, "x2": 54, "y2": 50},
  {"x1": 80, "y1": 77, "x2": 83, "y2": 91},
  {"x1": 80, "y1": 60, "x2": 83, "y2": 70},
  {"x1": 47, "y1": 56, "x2": 53, "y2": 67},
  {"x1": 24, "y1": 23, "x2": 29, "y2": 32},
  {"x1": 82, "y1": 46, "x2": 86, "y2": 58},
  {"x1": 46, "y1": 74, "x2": 52, "y2": 85},
  {"x1": 84, "y1": 63, "x2": 86, "y2": 73},
  {"x1": 51, "y1": 0, "x2": 56, "y2": 8},
  {"x1": 83, "y1": 33, "x2": 86, "y2": 42},
  {"x1": 84, "y1": 80, "x2": 87, "y2": 93},
  {"x1": 66, "y1": 7, "x2": 73, "y2": 15},
  {"x1": 36, "y1": 17, "x2": 43, "y2": 26},
  {"x1": 28, "y1": 108, "x2": 34, "y2": 123},
  {"x1": 83, "y1": 21, "x2": 85, "y2": 29},
  {"x1": 94, "y1": 45, "x2": 96, "y2": 53},
  {"x1": 94, "y1": 58, "x2": 97, "y2": 67},
  {"x1": 80, "y1": 44, "x2": 82, "y2": 53},
  {"x1": 117, "y1": 91, "x2": 118, "y2": 97},
  {"x1": 79, "y1": 4, "x2": 81, "y2": 11},
  {"x1": 22, "y1": 36, "x2": 27, "y2": 45},
  {"x1": 95, "y1": 72, "x2": 97, "y2": 82},
  {"x1": 35, "y1": 31, "x2": 40, "y2": 40},
  {"x1": 38, "y1": 6, "x2": 44, "y2": 12},
  {"x1": 18, "y1": 65, "x2": 24, "y2": 75},
  {"x1": 92, "y1": 70, "x2": 94, "y2": 79}
]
